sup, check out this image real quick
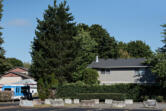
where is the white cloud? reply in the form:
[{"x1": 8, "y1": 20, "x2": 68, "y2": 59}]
[{"x1": 7, "y1": 19, "x2": 31, "y2": 27}]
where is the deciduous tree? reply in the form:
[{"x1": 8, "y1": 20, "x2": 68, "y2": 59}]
[{"x1": 127, "y1": 40, "x2": 152, "y2": 58}]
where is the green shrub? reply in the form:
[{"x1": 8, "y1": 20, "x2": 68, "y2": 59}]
[
  {"x1": 0, "y1": 91, "x2": 13, "y2": 102},
  {"x1": 57, "y1": 83, "x2": 130, "y2": 100},
  {"x1": 56, "y1": 83, "x2": 165, "y2": 102},
  {"x1": 77, "y1": 93, "x2": 126, "y2": 100},
  {"x1": 156, "y1": 96, "x2": 164, "y2": 102},
  {"x1": 82, "y1": 68, "x2": 99, "y2": 85}
]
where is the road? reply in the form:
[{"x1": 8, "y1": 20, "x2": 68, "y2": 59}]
[
  {"x1": 0, "y1": 102, "x2": 162, "y2": 111},
  {"x1": 0, "y1": 107, "x2": 161, "y2": 111}
]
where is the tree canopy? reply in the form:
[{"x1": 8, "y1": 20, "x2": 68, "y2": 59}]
[
  {"x1": 6, "y1": 58, "x2": 23, "y2": 68},
  {"x1": 127, "y1": 40, "x2": 152, "y2": 58}
]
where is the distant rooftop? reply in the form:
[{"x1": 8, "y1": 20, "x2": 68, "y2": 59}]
[{"x1": 88, "y1": 58, "x2": 148, "y2": 69}]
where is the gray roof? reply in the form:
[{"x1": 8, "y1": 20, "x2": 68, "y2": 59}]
[{"x1": 88, "y1": 58, "x2": 148, "y2": 69}]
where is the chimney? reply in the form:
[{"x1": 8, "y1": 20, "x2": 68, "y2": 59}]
[{"x1": 96, "y1": 56, "x2": 99, "y2": 62}]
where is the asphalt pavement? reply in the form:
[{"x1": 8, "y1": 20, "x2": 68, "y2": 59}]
[{"x1": 0, "y1": 107, "x2": 162, "y2": 111}]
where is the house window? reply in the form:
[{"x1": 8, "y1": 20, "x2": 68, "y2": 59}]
[
  {"x1": 135, "y1": 68, "x2": 145, "y2": 76},
  {"x1": 101, "y1": 69, "x2": 110, "y2": 75},
  {"x1": 4, "y1": 88, "x2": 11, "y2": 91}
]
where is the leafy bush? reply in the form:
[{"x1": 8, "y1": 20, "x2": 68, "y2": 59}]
[
  {"x1": 82, "y1": 68, "x2": 99, "y2": 85},
  {"x1": 0, "y1": 91, "x2": 13, "y2": 102},
  {"x1": 156, "y1": 96, "x2": 164, "y2": 102}
]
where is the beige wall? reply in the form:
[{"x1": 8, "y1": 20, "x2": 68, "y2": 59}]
[
  {"x1": 98, "y1": 69, "x2": 142, "y2": 85},
  {"x1": 0, "y1": 77, "x2": 23, "y2": 85}
]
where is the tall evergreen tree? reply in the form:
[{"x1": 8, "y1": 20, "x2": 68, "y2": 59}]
[
  {"x1": 0, "y1": 0, "x2": 11, "y2": 74},
  {"x1": 30, "y1": 0, "x2": 77, "y2": 84},
  {"x1": 160, "y1": 24, "x2": 166, "y2": 52}
]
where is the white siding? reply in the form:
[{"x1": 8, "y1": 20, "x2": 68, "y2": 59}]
[{"x1": 0, "y1": 77, "x2": 23, "y2": 85}]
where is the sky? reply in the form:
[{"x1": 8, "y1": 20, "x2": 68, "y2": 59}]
[{"x1": 1, "y1": 0, "x2": 166, "y2": 62}]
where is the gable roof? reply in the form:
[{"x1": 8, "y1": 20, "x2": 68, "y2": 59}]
[
  {"x1": 1, "y1": 72, "x2": 32, "y2": 79},
  {"x1": 7, "y1": 67, "x2": 28, "y2": 73},
  {"x1": 88, "y1": 58, "x2": 148, "y2": 69}
]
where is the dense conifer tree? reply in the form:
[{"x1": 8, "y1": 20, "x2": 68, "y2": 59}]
[
  {"x1": 30, "y1": 0, "x2": 77, "y2": 84},
  {"x1": 160, "y1": 24, "x2": 166, "y2": 53},
  {"x1": 0, "y1": 0, "x2": 11, "y2": 74}
]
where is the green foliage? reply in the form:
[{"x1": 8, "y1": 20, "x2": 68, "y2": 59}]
[
  {"x1": 57, "y1": 83, "x2": 128, "y2": 100},
  {"x1": 6, "y1": 58, "x2": 23, "y2": 68},
  {"x1": 30, "y1": 0, "x2": 77, "y2": 83},
  {"x1": 72, "y1": 30, "x2": 97, "y2": 81},
  {"x1": 156, "y1": 96, "x2": 164, "y2": 102},
  {"x1": 118, "y1": 42, "x2": 131, "y2": 58},
  {"x1": 23, "y1": 62, "x2": 31, "y2": 69},
  {"x1": 77, "y1": 93, "x2": 126, "y2": 100},
  {"x1": 37, "y1": 78, "x2": 48, "y2": 100},
  {"x1": 145, "y1": 52, "x2": 166, "y2": 87},
  {"x1": 57, "y1": 83, "x2": 165, "y2": 102},
  {"x1": 89, "y1": 24, "x2": 119, "y2": 58},
  {"x1": 0, "y1": 0, "x2": 11, "y2": 74},
  {"x1": 160, "y1": 24, "x2": 166, "y2": 52},
  {"x1": 127, "y1": 40, "x2": 152, "y2": 58},
  {"x1": 37, "y1": 73, "x2": 59, "y2": 100},
  {"x1": 82, "y1": 68, "x2": 99, "y2": 85}
]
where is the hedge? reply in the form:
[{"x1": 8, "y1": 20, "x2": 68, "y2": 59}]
[
  {"x1": 77, "y1": 93, "x2": 126, "y2": 100},
  {"x1": 56, "y1": 83, "x2": 165, "y2": 102}
]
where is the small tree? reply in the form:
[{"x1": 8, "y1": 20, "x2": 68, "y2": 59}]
[{"x1": 82, "y1": 68, "x2": 99, "y2": 85}]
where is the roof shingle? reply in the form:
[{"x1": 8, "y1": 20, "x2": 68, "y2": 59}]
[{"x1": 88, "y1": 58, "x2": 148, "y2": 69}]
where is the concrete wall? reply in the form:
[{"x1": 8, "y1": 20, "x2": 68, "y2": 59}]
[
  {"x1": 97, "y1": 68, "x2": 154, "y2": 85},
  {"x1": 0, "y1": 77, "x2": 23, "y2": 85}
]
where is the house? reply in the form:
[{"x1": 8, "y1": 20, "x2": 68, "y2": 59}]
[
  {"x1": 0, "y1": 72, "x2": 31, "y2": 85},
  {"x1": 88, "y1": 57, "x2": 155, "y2": 85},
  {"x1": 0, "y1": 67, "x2": 37, "y2": 97}
]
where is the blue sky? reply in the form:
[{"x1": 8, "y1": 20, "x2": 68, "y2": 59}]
[{"x1": 1, "y1": 0, "x2": 166, "y2": 62}]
